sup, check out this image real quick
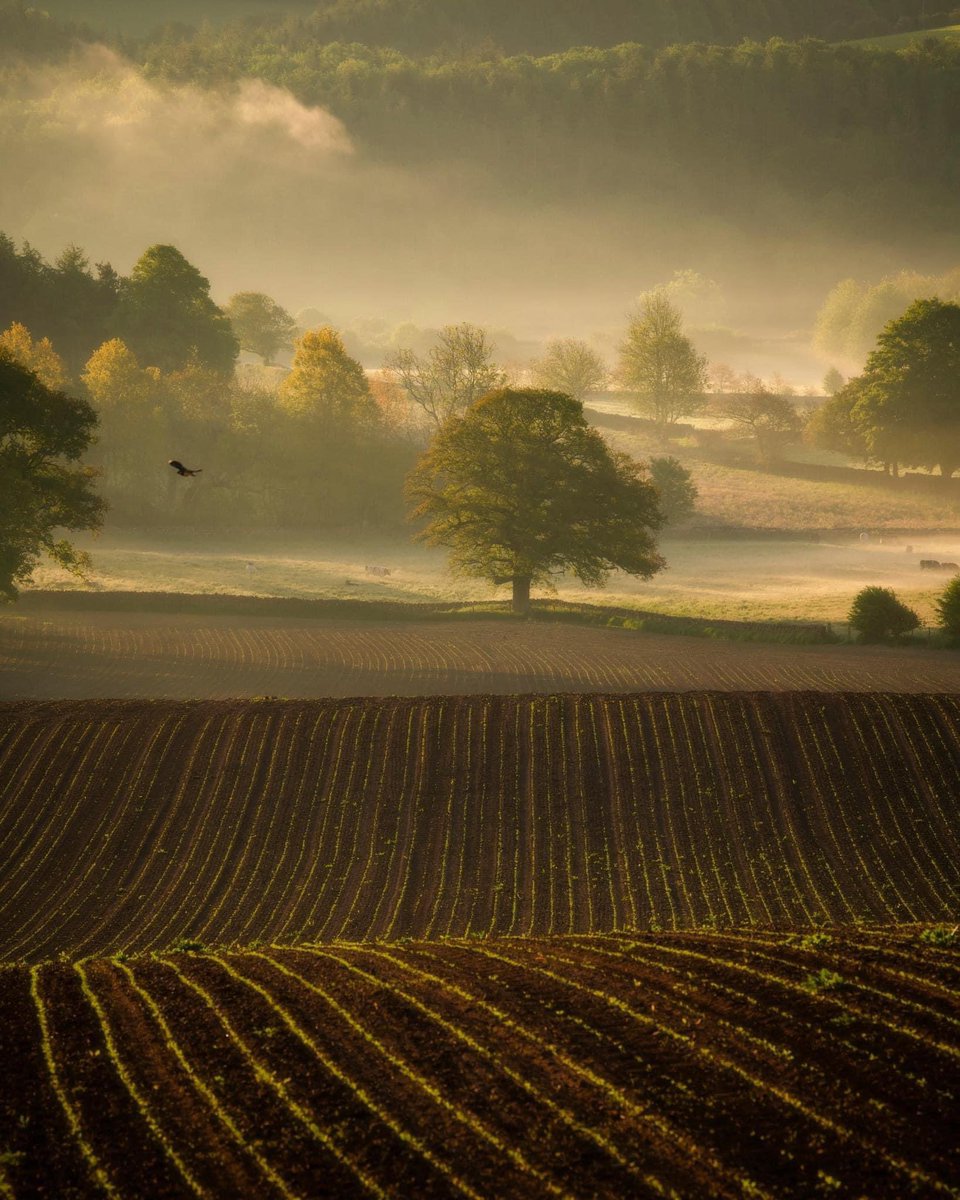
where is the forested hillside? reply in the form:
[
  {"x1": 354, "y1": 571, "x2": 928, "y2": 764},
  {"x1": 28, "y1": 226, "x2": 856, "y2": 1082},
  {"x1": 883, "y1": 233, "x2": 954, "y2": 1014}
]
[
  {"x1": 6, "y1": 0, "x2": 956, "y2": 51},
  {"x1": 135, "y1": 35, "x2": 960, "y2": 231}
]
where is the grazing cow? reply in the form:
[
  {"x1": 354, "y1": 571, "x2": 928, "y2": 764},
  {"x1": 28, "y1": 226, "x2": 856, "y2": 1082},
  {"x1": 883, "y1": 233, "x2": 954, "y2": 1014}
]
[
  {"x1": 920, "y1": 560, "x2": 941, "y2": 570},
  {"x1": 942, "y1": 562, "x2": 959, "y2": 571},
  {"x1": 365, "y1": 565, "x2": 393, "y2": 577}
]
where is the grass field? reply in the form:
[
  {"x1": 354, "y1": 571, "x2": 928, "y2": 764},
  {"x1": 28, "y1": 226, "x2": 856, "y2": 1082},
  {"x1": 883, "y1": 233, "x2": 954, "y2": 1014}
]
[
  {"x1": 21, "y1": 527, "x2": 960, "y2": 625},
  {"x1": 3, "y1": 927, "x2": 957, "y2": 1199}
]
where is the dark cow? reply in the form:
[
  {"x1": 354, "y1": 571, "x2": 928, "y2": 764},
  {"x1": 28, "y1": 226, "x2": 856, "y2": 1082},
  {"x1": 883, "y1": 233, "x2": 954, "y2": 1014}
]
[
  {"x1": 942, "y1": 562, "x2": 959, "y2": 571},
  {"x1": 920, "y1": 560, "x2": 941, "y2": 570}
]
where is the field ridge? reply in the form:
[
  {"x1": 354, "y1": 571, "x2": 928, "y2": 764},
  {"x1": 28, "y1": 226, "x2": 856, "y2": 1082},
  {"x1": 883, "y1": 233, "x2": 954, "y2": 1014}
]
[
  {"x1": 2, "y1": 926, "x2": 957, "y2": 1199},
  {"x1": 1, "y1": 692, "x2": 957, "y2": 965}
]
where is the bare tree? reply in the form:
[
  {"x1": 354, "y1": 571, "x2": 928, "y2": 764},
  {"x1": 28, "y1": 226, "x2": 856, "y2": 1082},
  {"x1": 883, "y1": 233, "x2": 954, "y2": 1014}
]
[
  {"x1": 713, "y1": 379, "x2": 802, "y2": 464},
  {"x1": 531, "y1": 338, "x2": 608, "y2": 402},
  {"x1": 385, "y1": 323, "x2": 505, "y2": 428}
]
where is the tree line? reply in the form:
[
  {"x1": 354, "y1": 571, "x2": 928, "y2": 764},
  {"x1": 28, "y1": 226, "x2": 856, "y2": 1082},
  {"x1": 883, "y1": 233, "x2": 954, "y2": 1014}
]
[
  {"x1": 143, "y1": 1, "x2": 954, "y2": 56},
  {"x1": 131, "y1": 35, "x2": 960, "y2": 228},
  {"x1": 4, "y1": 1, "x2": 952, "y2": 60}
]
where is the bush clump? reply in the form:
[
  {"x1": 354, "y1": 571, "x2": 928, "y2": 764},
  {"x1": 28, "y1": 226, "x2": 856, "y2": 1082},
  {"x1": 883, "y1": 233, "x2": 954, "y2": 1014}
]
[
  {"x1": 848, "y1": 587, "x2": 920, "y2": 643},
  {"x1": 934, "y1": 575, "x2": 960, "y2": 642}
]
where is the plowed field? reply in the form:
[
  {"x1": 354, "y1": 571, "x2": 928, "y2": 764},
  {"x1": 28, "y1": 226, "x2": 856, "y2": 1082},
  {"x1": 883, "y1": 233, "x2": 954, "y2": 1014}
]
[
  {"x1": 1, "y1": 694, "x2": 957, "y2": 963},
  {"x1": 3, "y1": 929, "x2": 957, "y2": 1199},
  {"x1": 3, "y1": 610, "x2": 960, "y2": 698}
]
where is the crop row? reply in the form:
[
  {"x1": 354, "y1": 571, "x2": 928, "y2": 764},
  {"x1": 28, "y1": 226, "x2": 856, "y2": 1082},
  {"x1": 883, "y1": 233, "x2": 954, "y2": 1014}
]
[
  {"x1": 0, "y1": 693, "x2": 957, "y2": 962},
  {"x1": 3, "y1": 613, "x2": 960, "y2": 698},
  {"x1": 1, "y1": 927, "x2": 956, "y2": 1198}
]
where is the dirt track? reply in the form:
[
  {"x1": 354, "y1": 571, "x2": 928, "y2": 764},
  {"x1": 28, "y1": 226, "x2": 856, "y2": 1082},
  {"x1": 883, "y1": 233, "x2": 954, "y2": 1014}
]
[{"x1": 2, "y1": 610, "x2": 960, "y2": 698}]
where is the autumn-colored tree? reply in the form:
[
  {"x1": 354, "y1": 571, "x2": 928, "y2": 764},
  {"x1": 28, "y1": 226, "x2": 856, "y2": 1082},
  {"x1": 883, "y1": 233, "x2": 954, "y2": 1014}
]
[
  {"x1": 280, "y1": 327, "x2": 379, "y2": 426},
  {"x1": 0, "y1": 322, "x2": 68, "y2": 390},
  {"x1": 82, "y1": 339, "x2": 167, "y2": 511},
  {"x1": 407, "y1": 388, "x2": 664, "y2": 613}
]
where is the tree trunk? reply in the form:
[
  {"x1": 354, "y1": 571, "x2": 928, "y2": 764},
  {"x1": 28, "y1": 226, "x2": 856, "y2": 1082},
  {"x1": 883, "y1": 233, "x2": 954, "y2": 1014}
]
[{"x1": 512, "y1": 576, "x2": 531, "y2": 615}]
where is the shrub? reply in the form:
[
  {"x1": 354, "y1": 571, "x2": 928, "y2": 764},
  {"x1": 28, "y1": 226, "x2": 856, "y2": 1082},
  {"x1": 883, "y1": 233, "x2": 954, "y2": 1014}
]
[
  {"x1": 920, "y1": 924, "x2": 957, "y2": 947},
  {"x1": 648, "y1": 456, "x2": 698, "y2": 524},
  {"x1": 848, "y1": 586, "x2": 920, "y2": 643},
  {"x1": 934, "y1": 575, "x2": 960, "y2": 642},
  {"x1": 804, "y1": 968, "x2": 845, "y2": 993}
]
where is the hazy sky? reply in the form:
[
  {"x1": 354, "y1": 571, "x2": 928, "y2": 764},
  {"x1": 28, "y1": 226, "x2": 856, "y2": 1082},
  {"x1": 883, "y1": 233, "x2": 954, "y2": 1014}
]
[{"x1": 2, "y1": 45, "x2": 956, "y2": 376}]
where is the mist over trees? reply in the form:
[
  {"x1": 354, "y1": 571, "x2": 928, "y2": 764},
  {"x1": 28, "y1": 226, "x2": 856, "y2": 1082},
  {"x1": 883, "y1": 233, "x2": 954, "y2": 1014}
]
[
  {"x1": 808, "y1": 299, "x2": 960, "y2": 479},
  {"x1": 386, "y1": 325, "x2": 506, "y2": 429},
  {"x1": 619, "y1": 293, "x2": 707, "y2": 428},
  {"x1": 531, "y1": 340, "x2": 608, "y2": 404},
  {"x1": 814, "y1": 269, "x2": 960, "y2": 364},
  {"x1": 225, "y1": 292, "x2": 297, "y2": 365},
  {"x1": 129, "y1": 0, "x2": 955, "y2": 57}
]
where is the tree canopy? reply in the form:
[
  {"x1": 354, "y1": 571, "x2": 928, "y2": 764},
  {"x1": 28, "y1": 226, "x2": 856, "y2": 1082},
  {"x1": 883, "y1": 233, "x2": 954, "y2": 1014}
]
[
  {"x1": 619, "y1": 293, "x2": 707, "y2": 427},
  {"x1": 0, "y1": 352, "x2": 105, "y2": 601},
  {"x1": 118, "y1": 244, "x2": 238, "y2": 374},
  {"x1": 406, "y1": 387, "x2": 665, "y2": 612},
  {"x1": 225, "y1": 292, "x2": 298, "y2": 365}
]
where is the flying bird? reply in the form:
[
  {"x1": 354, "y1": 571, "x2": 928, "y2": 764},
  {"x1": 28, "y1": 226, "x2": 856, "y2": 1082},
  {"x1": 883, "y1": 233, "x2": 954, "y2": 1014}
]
[{"x1": 168, "y1": 460, "x2": 202, "y2": 477}]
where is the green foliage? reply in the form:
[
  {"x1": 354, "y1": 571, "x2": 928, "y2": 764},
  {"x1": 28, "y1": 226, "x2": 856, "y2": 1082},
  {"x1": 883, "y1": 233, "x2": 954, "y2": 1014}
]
[
  {"x1": 406, "y1": 388, "x2": 665, "y2": 612},
  {"x1": 822, "y1": 367, "x2": 846, "y2": 396},
  {"x1": 804, "y1": 968, "x2": 845, "y2": 992},
  {"x1": 805, "y1": 379, "x2": 872, "y2": 462},
  {"x1": 919, "y1": 924, "x2": 957, "y2": 947},
  {"x1": 127, "y1": 32, "x2": 960, "y2": 234},
  {"x1": 619, "y1": 292, "x2": 707, "y2": 427},
  {"x1": 853, "y1": 298, "x2": 960, "y2": 479},
  {"x1": 0, "y1": 352, "x2": 105, "y2": 601},
  {"x1": 171, "y1": 937, "x2": 207, "y2": 953},
  {"x1": 796, "y1": 932, "x2": 833, "y2": 950},
  {"x1": 934, "y1": 575, "x2": 960, "y2": 641},
  {"x1": 0, "y1": 235, "x2": 121, "y2": 376},
  {"x1": 815, "y1": 268, "x2": 960, "y2": 362},
  {"x1": 118, "y1": 244, "x2": 238, "y2": 375},
  {"x1": 132, "y1": 1, "x2": 946, "y2": 58},
  {"x1": 648, "y1": 456, "x2": 698, "y2": 524},
  {"x1": 848, "y1": 586, "x2": 920, "y2": 643},
  {"x1": 225, "y1": 291, "x2": 297, "y2": 365}
]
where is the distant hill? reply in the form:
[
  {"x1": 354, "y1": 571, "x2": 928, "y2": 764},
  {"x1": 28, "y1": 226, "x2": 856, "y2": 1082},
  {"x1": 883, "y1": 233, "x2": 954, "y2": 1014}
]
[
  {"x1": 9, "y1": 0, "x2": 950, "y2": 49},
  {"x1": 848, "y1": 22, "x2": 960, "y2": 49}
]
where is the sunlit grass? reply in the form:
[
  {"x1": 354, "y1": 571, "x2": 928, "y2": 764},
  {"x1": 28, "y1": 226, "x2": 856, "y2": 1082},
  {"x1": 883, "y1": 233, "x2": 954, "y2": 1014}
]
[{"x1": 846, "y1": 24, "x2": 960, "y2": 49}]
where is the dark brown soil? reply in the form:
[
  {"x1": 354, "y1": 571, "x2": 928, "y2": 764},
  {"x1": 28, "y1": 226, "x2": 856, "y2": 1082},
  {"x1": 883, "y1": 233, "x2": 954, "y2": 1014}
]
[
  {"x1": 3, "y1": 929, "x2": 957, "y2": 1198},
  {"x1": 0, "y1": 693, "x2": 957, "y2": 962}
]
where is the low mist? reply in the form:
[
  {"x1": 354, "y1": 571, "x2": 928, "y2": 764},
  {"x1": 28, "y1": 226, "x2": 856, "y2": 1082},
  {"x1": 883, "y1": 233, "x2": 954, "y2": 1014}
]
[{"x1": 1, "y1": 42, "x2": 953, "y2": 373}]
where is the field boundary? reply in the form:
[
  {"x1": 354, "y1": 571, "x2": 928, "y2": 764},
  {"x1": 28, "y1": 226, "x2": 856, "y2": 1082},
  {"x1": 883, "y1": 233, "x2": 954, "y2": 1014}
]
[{"x1": 15, "y1": 590, "x2": 836, "y2": 645}]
